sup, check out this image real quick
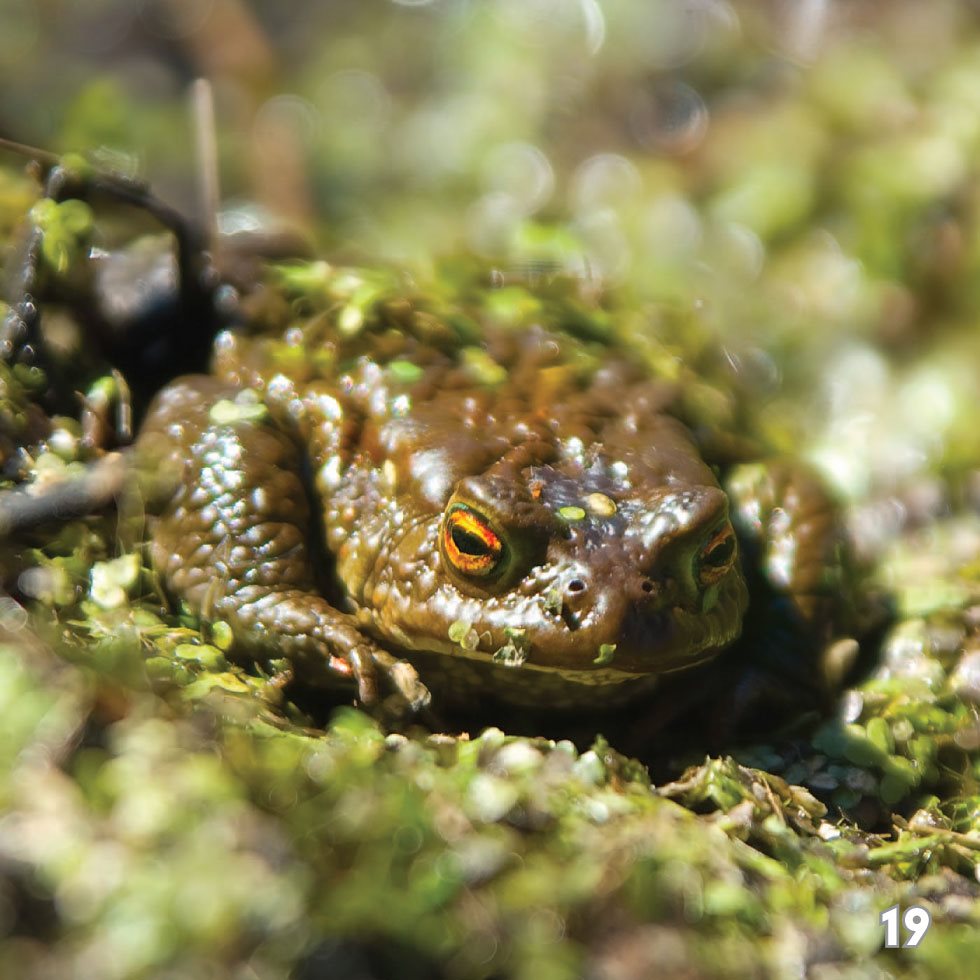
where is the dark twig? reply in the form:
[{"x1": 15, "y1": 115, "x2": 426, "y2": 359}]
[{"x1": 0, "y1": 453, "x2": 128, "y2": 536}]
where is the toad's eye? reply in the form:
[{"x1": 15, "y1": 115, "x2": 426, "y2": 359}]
[
  {"x1": 443, "y1": 505, "x2": 506, "y2": 578},
  {"x1": 695, "y1": 522, "x2": 737, "y2": 587}
]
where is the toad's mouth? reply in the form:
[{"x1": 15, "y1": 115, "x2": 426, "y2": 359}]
[
  {"x1": 542, "y1": 568, "x2": 749, "y2": 680},
  {"x1": 385, "y1": 565, "x2": 749, "y2": 682},
  {"x1": 615, "y1": 602, "x2": 744, "y2": 674}
]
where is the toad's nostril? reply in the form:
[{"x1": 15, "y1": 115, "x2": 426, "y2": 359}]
[
  {"x1": 640, "y1": 578, "x2": 654, "y2": 594},
  {"x1": 567, "y1": 578, "x2": 586, "y2": 594}
]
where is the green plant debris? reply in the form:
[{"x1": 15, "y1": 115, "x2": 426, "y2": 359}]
[
  {"x1": 1, "y1": 247, "x2": 979, "y2": 977},
  {"x1": 4, "y1": 4, "x2": 980, "y2": 977},
  {"x1": 594, "y1": 643, "x2": 617, "y2": 666},
  {"x1": 209, "y1": 392, "x2": 269, "y2": 426}
]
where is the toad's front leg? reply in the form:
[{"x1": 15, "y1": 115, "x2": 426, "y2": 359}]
[
  {"x1": 721, "y1": 458, "x2": 878, "y2": 723},
  {"x1": 137, "y1": 376, "x2": 430, "y2": 713}
]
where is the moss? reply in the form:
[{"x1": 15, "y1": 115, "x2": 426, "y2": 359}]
[{"x1": 4, "y1": 4, "x2": 980, "y2": 976}]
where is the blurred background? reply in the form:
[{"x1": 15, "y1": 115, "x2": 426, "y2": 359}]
[
  {"x1": 4, "y1": 7, "x2": 980, "y2": 978},
  {"x1": 3, "y1": 0, "x2": 980, "y2": 505}
]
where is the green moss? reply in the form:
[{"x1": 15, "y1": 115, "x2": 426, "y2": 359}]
[{"x1": 5, "y1": 5, "x2": 980, "y2": 975}]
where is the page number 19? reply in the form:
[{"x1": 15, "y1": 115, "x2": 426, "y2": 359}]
[{"x1": 881, "y1": 904, "x2": 931, "y2": 948}]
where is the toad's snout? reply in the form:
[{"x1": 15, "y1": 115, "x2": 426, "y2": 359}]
[{"x1": 548, "y1": 558, "x2": 747, "y2": 674}]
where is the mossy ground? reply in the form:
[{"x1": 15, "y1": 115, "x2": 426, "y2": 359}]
[
  {"x1": 1, "y1": 514, "x2": 979, "y2": 978},
  {"x1": 1, "y1": 242, "x2": 979, "y2": 979},
  {"x1": 3, "y1": 3, "x2": 980, "y2": 977}
]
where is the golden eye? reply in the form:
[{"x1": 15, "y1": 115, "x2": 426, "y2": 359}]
[
  {"x1": 695, "y1": 522, "x2": 737, "y2": 587},
  {"x1": 443, "y1": 505, "x2": 506, "y2": 578}
]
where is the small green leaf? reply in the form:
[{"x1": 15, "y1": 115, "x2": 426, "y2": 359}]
[
  {"x1": 209, "y1": 393, "x2": 268, "y2": 425},
  {"x1": 448, "y1": 620, "x2": 471, "y2": 644},
  {"x1": 594, "y1": 643, "x2": 617, "y2": 666},
  {"x1": 211, "y1": 621, "x2": 234, "y2": 651},
  {"x1": 388, "y1": 360, "x2": 424, "y2": 383}
]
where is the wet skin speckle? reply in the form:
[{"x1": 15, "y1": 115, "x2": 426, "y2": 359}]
[{"x1": 136, "y1": 283, "x2": 858, "y2": 723}]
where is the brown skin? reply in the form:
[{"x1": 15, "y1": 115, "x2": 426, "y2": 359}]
[{"x1": 137, "y1": 311, "x2": 851, "y2": 720}]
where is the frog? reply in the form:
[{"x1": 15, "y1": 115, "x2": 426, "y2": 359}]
[
  {"x1": 0, "y1": 147, "x2": 864, "y2": 741},
  {"x1": 134, "y1": 263, "x2": 868, "y2": 739}
]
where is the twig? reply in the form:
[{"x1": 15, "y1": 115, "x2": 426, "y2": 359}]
[{"x1": 0, "y1": 453, "x2": 128, "y2": 536}]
